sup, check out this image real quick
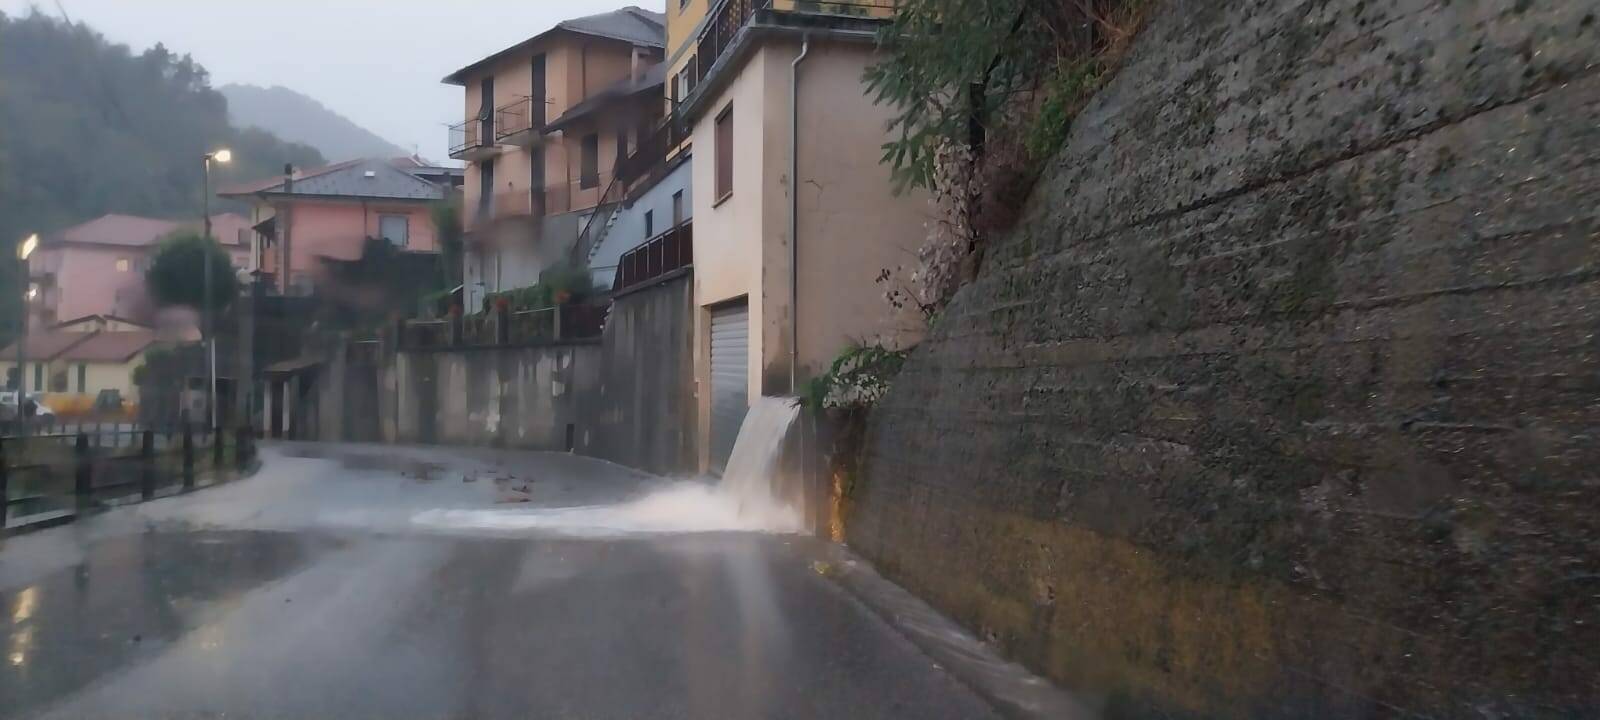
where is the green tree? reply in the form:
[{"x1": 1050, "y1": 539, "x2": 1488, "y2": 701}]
[
  {"x1": 862, "y1": 0, "x2": 1143, "y2": 192},
  {"x1": 430, "y1": 191, "x2": 464, "y2": 291},
  {"x1": 145, "y1": 231, "x2": 239, "y2": 316},
  {"x1": 862, "y1": 0, "x2": 1056, "y2": 192}
]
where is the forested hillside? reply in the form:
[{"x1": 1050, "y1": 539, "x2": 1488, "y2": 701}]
[{"x1": 0, "y1": 10, "x2": 326, "y2": 338}]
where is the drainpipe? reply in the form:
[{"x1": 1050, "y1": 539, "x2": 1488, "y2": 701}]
[{"x1": 789, "y1": 35, "x2": 810, "y2": 396}]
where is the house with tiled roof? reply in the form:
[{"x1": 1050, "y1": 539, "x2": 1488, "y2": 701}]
[
  {"x1": 219, "y1": 157, "x2": 454, "y2": 296},
  {"x1": 0, "y1": 317, "x2": 158, "y2": 410},
  {"x1": 27, "y1": 213, "x2": 252, "y2": 328}
]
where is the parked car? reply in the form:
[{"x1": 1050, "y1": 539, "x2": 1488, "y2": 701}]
[{"x1": 0, "y1": 391, "x2": 56, "y2": 420}]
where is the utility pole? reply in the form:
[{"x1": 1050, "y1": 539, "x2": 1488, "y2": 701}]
[
  {"x1": 15, "y1": 234, "x2": 37, "y2": 432},
  {"x1": 202, "y1": 149, "x2": 232, "y2": 431}
]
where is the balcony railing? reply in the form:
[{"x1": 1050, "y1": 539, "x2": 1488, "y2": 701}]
[
  {"x1": 468, "y1": 172, "x2": 616, "y2": 231},
  {"x1": 695, "y1": 0, "x2": 898, "y2": 86},
  {"x1": 492, "y1": 188, "x2": 540, "y2": 218},
  {"x1": 494, "y1": 96, "x2": 548, "y2": 145},
  {"x1": 544, "y1": 171, "x2": 614, "y2": 216},
  {"x1": 448, "y1": 115, "x2": 494, "y2": 159},
  {"x1": 617, "y1": 114, "x2": 688, "y2": 190},
  {"x1": 614, "y1": 222, "x2": 693, "y2": 292}
]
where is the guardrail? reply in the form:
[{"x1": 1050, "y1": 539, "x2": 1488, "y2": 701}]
[{"x1": 0, "y1": 421, "x2": 257, "y2": 532}]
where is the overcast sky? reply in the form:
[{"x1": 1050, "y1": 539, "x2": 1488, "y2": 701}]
[{"x1": 0, "y1": 0, "x2": 636, "y2": 161}]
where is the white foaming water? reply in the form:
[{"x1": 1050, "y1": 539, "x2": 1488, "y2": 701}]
[{"x1": 412, "y1": 397, "x2": 804, "y2": 537}]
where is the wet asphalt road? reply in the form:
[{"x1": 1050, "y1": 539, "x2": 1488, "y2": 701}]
[{"x1": 0, "y1": 443, "x2": 1029, "y2": 720}]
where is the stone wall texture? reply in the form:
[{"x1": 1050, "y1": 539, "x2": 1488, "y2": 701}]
[{"x1": 849, "y1": 1, "x2": 1600, "y2": 717}]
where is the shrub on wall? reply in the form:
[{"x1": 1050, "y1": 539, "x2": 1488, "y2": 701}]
[{"x1": 865, "y1": 0, "x2": 1152, "y2": 317}]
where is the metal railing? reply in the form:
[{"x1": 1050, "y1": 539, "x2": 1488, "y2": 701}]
[
  {"x1": 399, "y1": 304, "x2": 607, "y2": 350},
  {"x1": 448, "y1": 115, "x2": 493, "y2": 157},
  {"x1": 696, "y1": 0, "x2": 898, "y2": 85},
  {"x1": 0, "y1": 421, "x2": 257, "y2": 531},
  {"x1": 615, "y1": 222, "x2": 693, "y2": 292},
  {"x1": 544, "y1": 171, "x2": 615, "y2": 216},
  {"x1": 494, "y1": 96, "x2": 547, "y2": 142}
]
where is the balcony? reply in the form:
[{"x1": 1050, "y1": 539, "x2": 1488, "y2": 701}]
[
  {"x1": 614, "y1": 222, "x2": 693, "y2": 293},
  {"x1": 448, "y1": 116, "x2": 497, "y2": 161},
  {"x1": 494, "y1": 96, "x2": 549, "y2": 147},
  {"x1": 492, "y1": 188, "x2": 541, "y2": 220},
  {"x1": 695, "y1": 0, "x2": 897, "y2": 88}
]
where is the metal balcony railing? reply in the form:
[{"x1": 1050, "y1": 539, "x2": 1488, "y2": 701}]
[
  {"x1": 695, "y1": 0, "x2": 898, "y2": 86},
  {"x1": 494, "y1": 96, "x2": 547, "y2": 143},
  {"x1": 448, "y1": 115, "x2": 493, "y2": 158},
  {"x1": 614, "y1": 222, "x2": 693, "y2": 292}
]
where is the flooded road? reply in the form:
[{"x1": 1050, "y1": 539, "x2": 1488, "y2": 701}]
[{"x1": 0, "y1": 443, "x2": 1065, "y2": 720}]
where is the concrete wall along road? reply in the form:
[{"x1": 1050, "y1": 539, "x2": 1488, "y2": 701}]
[
  {"x1": 849, "y1": 1, "x2": 1600, "y2": 718},
  {"x1": 578, "y1": 271, "x2": 697, "y2": 475},
  {"x1": 317, "y1": 272, "x2": 699, "y2": 475},
  {"x1": 391, "y1": 341, "x2": 601, "y2": 451}
]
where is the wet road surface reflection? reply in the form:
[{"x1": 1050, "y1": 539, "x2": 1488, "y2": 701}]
[{"x1": 0, "y1": 445, "x2": 1016, "y2": 720}]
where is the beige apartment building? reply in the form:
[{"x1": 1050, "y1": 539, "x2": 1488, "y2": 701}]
[
  {"x1": 666, "y1": 0, "x2": 928, "y2": 471},
  {"x1": 444, "y1": 7, "x2": 668, "y2": 311}
]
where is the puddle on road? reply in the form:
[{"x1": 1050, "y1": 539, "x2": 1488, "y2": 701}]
[
  {"x1": 0, "y1": 530, "x2": 335, "y2": 718},
  {"x1": 413, "y1": 480, "x2": 803, "y2": 537},
  {"x1": 413, "y1": 398, "x2": 805, "y2": 538}
]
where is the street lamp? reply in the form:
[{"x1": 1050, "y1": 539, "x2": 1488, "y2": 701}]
[
  {"x1": 202, "y1": 148, "x2": 232, "y2": 431},
  {"x1": 16, "y1": 234, "x2": 37, "y2": 424}
]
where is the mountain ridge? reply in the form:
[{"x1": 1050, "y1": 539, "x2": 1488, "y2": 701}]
[{"x1": 219, "y1": 83, "x2": 406, "y2": 161}]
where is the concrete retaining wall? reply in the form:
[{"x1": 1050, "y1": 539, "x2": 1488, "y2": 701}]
[
  {"x1": 311, "y1": 272, "x2": 698, "y2": 473},
  {"x1": 849, "y1": 1, "x2": 1600, "y2": 717}
]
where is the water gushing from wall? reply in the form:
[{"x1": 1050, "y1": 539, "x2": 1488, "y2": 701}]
[
  {"x1": 719, "y1": 396, "x2": 802, "y2": 525},
  {"x1": 411, "y1": 396, "x2": 804, "y2": 536}
]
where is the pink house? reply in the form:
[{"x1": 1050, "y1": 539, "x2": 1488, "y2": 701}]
[
  {"x1": 218, "y1": 158, "x2": 455, "y2": 296},
  {"x1": 29, "y1": 213, "x2": 252, "y2": 327}
]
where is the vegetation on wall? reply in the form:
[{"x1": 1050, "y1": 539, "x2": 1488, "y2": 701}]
[
  {"x1": 864, "y1": 0, "x2": 1151, "y2": 315},
  {"x1": 800, "y1": 343, "x2": 909, "y2": 412},
  {"x1": 480, "y1": 264, "x2": 596, "y2": 315}
]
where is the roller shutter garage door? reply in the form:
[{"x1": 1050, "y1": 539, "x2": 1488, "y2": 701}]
[{"x1": 708, "y1": 302, "x2": 749, "y2": 474}]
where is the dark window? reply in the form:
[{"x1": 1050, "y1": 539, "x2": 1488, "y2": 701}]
[
  {"x1": 33, "y1": 363, "x2": 43, "y2": 390},
  {"x1": 49, "y1": 369, "x2": 66, "y2": 392},
  {"x1": 530, "y1": 54, "x2": 547, "y2": 127},
  {"x1": 478, "y1": 159, "x2": 495, "y2": 218},
  {"x1": 580, "y1": 133, "x2": 600, "y2": 188},
  {"x1": 714, "y1": 105, "x2": 733, "y2": 201},
  {"x1": 672, "y1": 190, "x2": 684, "y2": 226},
  {"x1": 617, "y1": 128, "x2": 629, "y2": 163},
  {"x1": 530, "y1": 147, "x2": 546, "y2": 215},
  {"x1": 645, "y1": 210, "x2": 654, "y2": 238},
  {"x1": 77, "y1": 363, "x2": 86, "y2": 393},
  {"x1": 478, "y1": 76, "x2": 494, "y2": 144},
  {"x1": 5, "y1": 367, "x2": 17, "y2": 390}
]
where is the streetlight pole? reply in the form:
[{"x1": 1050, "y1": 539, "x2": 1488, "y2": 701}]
[
  {"x1": 202, "y1": 149, "x2": 231, "y2": 431},
  {"x1": 16, "y1": 233, "x2": 37, "y2": 432}
]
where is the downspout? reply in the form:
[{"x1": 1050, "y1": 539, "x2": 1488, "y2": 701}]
[{"x1": 789, "y1": 35, "x2": 810, "y2": 396}]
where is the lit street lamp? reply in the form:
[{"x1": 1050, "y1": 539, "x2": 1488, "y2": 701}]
[
  {"x1": 202, "y1": 148, "x2": 232, "y2": 431},
  {"x1": 15, "y1": 233, "x2": 38, "y2": 426}
]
